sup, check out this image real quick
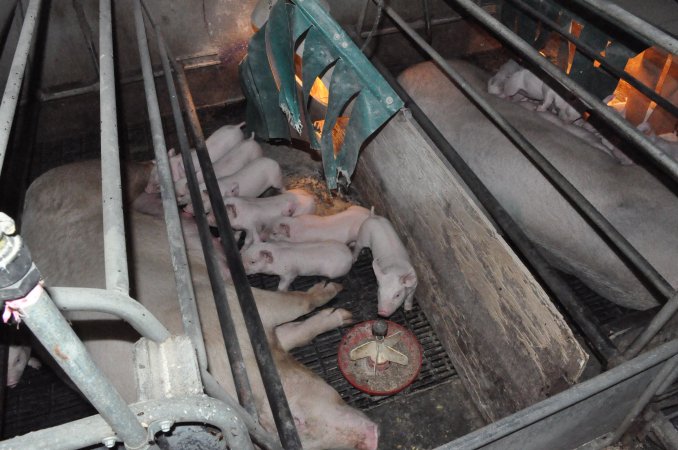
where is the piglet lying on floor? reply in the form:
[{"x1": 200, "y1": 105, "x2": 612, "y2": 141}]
[
  {"x1": 174, "y1": 133, "x2": 263, "y2": 198},
  {"x1": 261, "y1": 205, "x2": 371, "y2": 245},
  {"x1": 353, "y1": 214, "x2": 418, "y2": 317},
  {"x1": 145, "y1": 122, "x2": 245, "y2": 193},
  {"x1": 181, "y1": 157, "x2": 284, "y2": 210},
  {"x1": 241, "y1": 241, "x2": 353, "y2": 291},
  {"x1": 205, "y1": 189, "x2": 316, "y2": 246}
]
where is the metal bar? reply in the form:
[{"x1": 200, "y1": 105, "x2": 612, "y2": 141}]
[
  {"x1": 99, "y1": 0, "x2": 129, "y2": 294},
  {"x1": 161, "y1": 27, "x2": 303, "y2": 450},
  {"x1": 37, "y1": 56, "x2": 222, "y2": 102},
  {"x1": 625, "y1": 291, "x2": 678, "y2": 359},
  {"x1": 0, "y1": 395, "x2": 253, "y2": 450},
  {"x1": 565, "y1": 0, "x2": 678, "y2": 56},
  {"x1": 152, "y1": 14, "x2": 258, "y2": 419},
  {"x1": 350, "y1": 30, "x2": 619, "y2": 363},
  {"x1": 422, "y1": 0, "x2": 432, "y2": 42},
  {"x1": 48, "y1": 287, "x2": 171, "y2": 343},
  {"x1": 132, "y1": 0, "x2": 208, "y2": 369},
  {"x1": 200, "y1": 370, "x2": 283, "y2": 450},
  {"x1": 656, "y1": 362, "x2": 678, "y2": 396},
  {"x1": 607, "y1": 354, "x2": 678, "y2": 444},
  {"x1": 383, "y1": 2, "x2": 676, "y2": 303},
  {"x1": 73, "y1": 0, "x2": 99, "y2": 74},
  {"x1": 0, "y1": 0, "x2": 42, "y2": 174},
  {"x1": 358, "y1": 15, "x2": 462, "y2": 38},
  {"x1": 19, "y1": 287, "x2": 148, "y2": 449},
  {"x1": 437, "y1": 339, "x2": 678, "y2": 449},
  {"x1": 356, "y1": 0, "x2": 370, "y2": 34},
  {"x1": 506, "y1": 0, "x2": 678, "y2": 119},
  {"x1": 443, "y1": 0, "x2": 678, "y2": 187}
]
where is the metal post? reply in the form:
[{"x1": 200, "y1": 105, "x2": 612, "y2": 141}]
[
  {"x1": 0, "y1": 395, "x2": 253, "y2": 450},
  {"x1": 0, "y1": 0, "x2": 42, "y2": 173},
  {"x1": 99, "y1": 0, "x2": 129, "y2": 293},
  {"x1": 381, "y1": 2, "x2": 676, "y2": 303},
  {"x1": 567, "y1": 0, "x2": 678, "y2": 56},
  {"x1": 504, "y1": 0, "x2": 678, "y2": 119},
  {"x1": 348, "y1": 29, "x2": 619, "y2": 363},
  {"x1": 18, "y1": 287, "x2": 148, "y2": 449},
  {"x1": 606, "y1": 354, "x2": 678, "y2": 445},
  {"x1": 442, "y1": 0, "x2": 678, "y2": 186},
  {"x1": 154, "y1": 23, "x2": 303, "y2": 450},
  {"x1": 151, "y1": 14, "x2": 258, "y2": 419},
  {"x1": 132, "y1": 0, "x2": 208, "y2": 369},
  {"x1": 48, "y1": 287, "x2": 171, "y2": 343},
  {"x1": 625, "y1": 291, "x2": 678, "y2": 359}
]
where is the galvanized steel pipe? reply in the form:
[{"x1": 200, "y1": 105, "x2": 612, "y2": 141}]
[
  {"x1": 0, "y1": 0, "x2": 42, "y2": 173},
  {"x1": 132, "y1": 0, "x2": 208, "y2": 369},
  {"x1": 382, "y1": 2, "x2": 676, "y2": 303},
  {"x1": 566, "y1": 0, "x2": 678, "y2": 55},
  {"x1": 99, "y1": 0, "x2": 129, "y2": 294},
  {"x1": 150, "y1": 12, "x2": 258, "y2": 419},
  {"x1": 0, "y1": 395, "x2": 253, "y2": 450},
  {"x1": 49, "y1": 287, "x2": 171, "y2": 343},
  {"x1": 162, "y1": 31, "x2": 304, "y2": 450},
  {"x1": 19, "y1": 288, "x2": 148, "y2": 449}
]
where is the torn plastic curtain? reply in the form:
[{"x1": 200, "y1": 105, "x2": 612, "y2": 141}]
[{"x1": 240, "y1": 0, "x2": 403, "y2": 189}]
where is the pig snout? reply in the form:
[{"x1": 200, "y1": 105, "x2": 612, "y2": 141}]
[{"x1": 6, "y1": 345, "x2": 31, "y2": 388}]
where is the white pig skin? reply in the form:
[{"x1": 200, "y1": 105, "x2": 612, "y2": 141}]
[
  {"x1": 20, "y1": 160, "x2": 378, "y2": 450},
  {"x1": 262, "y1": 205, "x2": 371, "y2": 245},
  {"x1": 174, "y1": 133, "x2": 263, "y2": 198},
  {"x1": 241, "y1": 241, "x2": 353, "y2": 291},
  {"x1": 353, "y1": 216, "x2": 417, "y2": 317},
  {"x1": 207, "y1": 189, "x2": 316, "y2": 246},
  {"x1": 145, "y1": 122, "x2": 246, "y2": 194},
  {"x1": 181, "y1": 157, "x2": 284, "y2": 210}
]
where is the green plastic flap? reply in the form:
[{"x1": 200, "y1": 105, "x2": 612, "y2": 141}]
[{"x1": 240, "y1": 0, "x2": 403, "y2": 189}]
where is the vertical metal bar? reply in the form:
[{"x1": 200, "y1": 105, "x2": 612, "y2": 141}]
[
  {"x1": 132, "y1": 0, "x2": 208, "y2": 369},
  {"x1": 155, "y1": 26, "x2": 303, "y2": 450},
  {"x1": 422, "y1": 0, "x2": 432, "y2": 42},
  {"x1": 20, "y1": 287, "x2": 148, "y2": 448},
  {"x1": 607, "y1": 354, "x2": 678, "y2": 444},
  {"x1": 348, "y1": 29, "x2": 619, "y2": 363},
  {"x1": 566, "y1": 0, "x2": 678, "y2": 56},
  {"x1": 442, "y1": 0, "x2": 678, "y2": 185},
  {"x1": 381, "y1": 2, "x2": 676, "y2": 302},
  {"x1": 356, "y1": 0, "x2": 370, "y2": 34},
  {"x1": 625, "y1": 291, "x2": 678, "y2": 359},
  {"x1": 0, "y1": 0, "x2": 42, "y2": 173},
  {"x1": 152, "y1": 18, "x2": 259, "y2": 419},
  {"x1": 99, "y1": 0, "x2": 129, "y2": 294}
]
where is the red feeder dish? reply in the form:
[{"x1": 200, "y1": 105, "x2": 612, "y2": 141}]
[{"x1": 337, "y1": 320, "x2": 423, "y2": 396}]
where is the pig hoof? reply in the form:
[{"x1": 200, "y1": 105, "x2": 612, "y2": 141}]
[
  {"x1": 308, "y1": 281, "x2": 343, "y2": 297},
  {"x1": 27, "y1": 357, "x2": 41, "y2": 370},
  {"x1": 329, "y1": 308, "x2": 353, "y2": 326}
]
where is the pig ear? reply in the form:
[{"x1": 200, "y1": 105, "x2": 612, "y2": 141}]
[
  {"x1": 280, "y1": 223, "x2": 290, "y2": 237},
  {"x1": 230, "y1": 182, "x2": 240, "y2": 197},
  {"x1": 260, "y1": 250, "x2": 274, "y2": 263},
  {"x1": 372, "y1": 259, "x2": 384, "y2": 278},
  {"x1": 226, "y1": 203, "x2": 237, "y2": 218},
  {"x1": 400, "y1": 270, "x2": 417, "y2": 287}
]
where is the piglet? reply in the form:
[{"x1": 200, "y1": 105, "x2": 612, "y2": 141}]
[
  {"x1": 6, "y1": 344, "x2": 41, "y2": 388},
  {"x1": 207, "y1": 189, "x2": 316, "y2": 246},
  {"x1": 182, "y1": 157, "x2": 284, "y2": 211},
  {"x1": 353, "y1": 215, "x2": 418, "y2": 317},
  {"x1": 242, "y1": 241, "x2": 353, "y2": 291},
  {"x1": 262, "y1": 205, "x2": 371, "y2": 245},
  {"x1": 487, "y1": 59, "x2": 522, "y2": 97},
  {"x1": 502, "y1": 67, "x2": 580, "y2": 122},
  {"x1": 174, "y1": 134, "x2": 263, "y2": 198},
  {"x1": 145, "y1": 122, "x2": 246, "y2": 193}
]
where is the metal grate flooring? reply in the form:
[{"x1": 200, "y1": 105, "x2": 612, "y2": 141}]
[{"x1": 248, "y1": 249, "x2": 458, "y2": 410}]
